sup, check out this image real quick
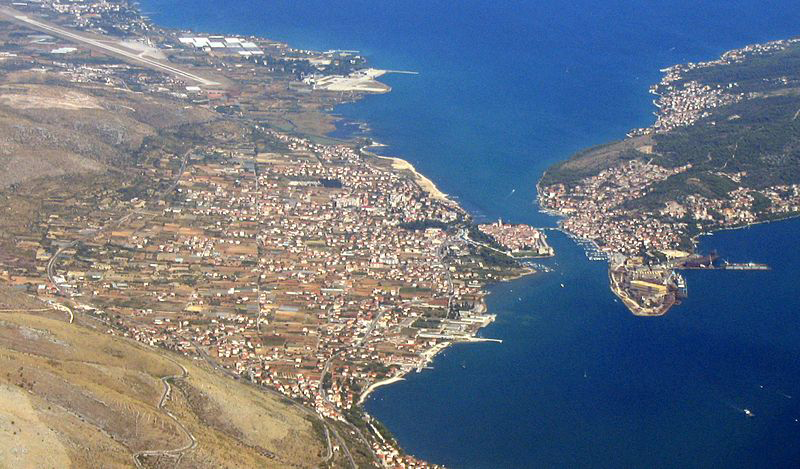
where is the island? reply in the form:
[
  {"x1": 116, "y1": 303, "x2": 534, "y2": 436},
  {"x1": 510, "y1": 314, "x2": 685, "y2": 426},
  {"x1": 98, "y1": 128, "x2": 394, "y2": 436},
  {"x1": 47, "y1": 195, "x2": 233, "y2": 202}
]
[
  {"x1": 539, "y1": 37, "x2": 800, "y2": 315},
  {"x1": 473, "y1": 219, "x2": 555, "y2": 258},
  {"x1": 0, "y1": 1, "x2": 548, "y2": 467}
]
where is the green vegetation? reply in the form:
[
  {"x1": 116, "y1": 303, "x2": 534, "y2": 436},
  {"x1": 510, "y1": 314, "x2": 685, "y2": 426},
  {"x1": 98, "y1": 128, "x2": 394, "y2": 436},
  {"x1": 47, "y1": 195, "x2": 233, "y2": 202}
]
[
  {"x1": 679, "y1": 43, "x2": 800, "y2": 93},
  {"x1": 624, "y1": 172, "x2": 739, "y2": 211},
  {"x1": 411, "y1": 318, "x2": 440, "y2": 329},
  {"x1": 652, "y1": 95, "x2": 800, "y2": 188},
  {"x1": 540, "y1": 143, "x2": 644, "y2": 188},
  {"x1": 466, "y1": 224, "x2": 502, "y2": 250},
  {"x1": 476, "y1": 246, "x2": 517, "y2": 267},
  {"x1": 751, "y1": 191, "x2": 772, "y2": 213},
  {"x1": 542, "y1": 41, "x2": 800, "y2": 218}
]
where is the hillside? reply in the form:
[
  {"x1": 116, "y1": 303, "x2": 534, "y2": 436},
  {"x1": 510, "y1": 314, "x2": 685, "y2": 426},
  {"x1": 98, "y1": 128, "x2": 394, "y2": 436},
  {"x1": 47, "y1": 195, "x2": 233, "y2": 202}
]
[
  {"x1": 537, "y1": 37, "x2": 800, "y2": 316},
  {"x1": 540, "y1": 38, "x2": 800, "y2": 252},
  {"x1": 0, "y1": 79, "x2": 216, "y2": 189},
  {"x1": 0, "y1": 286, "x2": 327, "y2": 468}
]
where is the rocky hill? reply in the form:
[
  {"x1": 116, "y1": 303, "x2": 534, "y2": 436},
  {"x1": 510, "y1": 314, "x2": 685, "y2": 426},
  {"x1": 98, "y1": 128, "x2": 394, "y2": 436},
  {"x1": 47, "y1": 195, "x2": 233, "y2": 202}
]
[{"x1": 0, "y1": 286, "x2": 327, "y2": 468}]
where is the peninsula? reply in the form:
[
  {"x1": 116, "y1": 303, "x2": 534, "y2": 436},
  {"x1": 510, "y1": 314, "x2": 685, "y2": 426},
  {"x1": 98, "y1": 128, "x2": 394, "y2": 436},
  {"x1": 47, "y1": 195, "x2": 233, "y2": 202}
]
[
  {"x1": 0, "y1": 1, "x2": 548, "y2": 467},
  {"x1": 539, "y1": 37, "x2": 800, "y2": 315}
]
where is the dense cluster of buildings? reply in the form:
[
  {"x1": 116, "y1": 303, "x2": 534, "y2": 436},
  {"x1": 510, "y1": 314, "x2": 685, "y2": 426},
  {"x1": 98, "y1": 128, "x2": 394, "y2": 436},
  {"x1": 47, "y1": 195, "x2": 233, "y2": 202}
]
[
  {"x1": 46, "y1": 0, "x2": 152, "y2": 35},
  {"x1": 661, "y1": 180, "x2": 800, "y2": 227},
  {"x1": 541, "y1": 157, "x2": 800, "y2": 258},
  {"x1": 609, "y1": 257, "x2": 686, "y2": 316},
  {"x1": 540, "y1": 155, "x2": 797, "y2": 316},
  {"x1": 628, "y1": 37, "x2": 800, "y2": 137},
  {"x1": 477, "y1": 219, "x2": 553, "y2": 256},
  {"x1": 2, "y1": 115, "x2": 521, "y2": 467},
  {"x1": 556, "y1": 37, "x2": 800, "y2": 270},
  {"x1": 0, "y1": 1, "x2": 537, "y2": 466},
  {"x1": 763, "y1": 183, "x2": 800, "y2": 214},
  {"x1": 643, "y1": 80, "x2": 743, "y2": 134},
  {"x1": 52, "y1": 129, "x2": 514, "y2": 467},
  {"x1": 540, "y1": 160, "x2": 692, "y2": 255}
]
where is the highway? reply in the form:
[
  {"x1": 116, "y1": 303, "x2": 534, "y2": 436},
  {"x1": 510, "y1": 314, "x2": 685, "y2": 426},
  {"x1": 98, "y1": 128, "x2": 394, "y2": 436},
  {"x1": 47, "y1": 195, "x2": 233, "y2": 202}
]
[
  {"x1": 317, "y1": 332, "x2": 383, "y2": 467},
  {"x1": 48, "y1": 301, "x2": 74, "y2": 324},
  {"x1": 0, "y1": 7, "x2": 219, "y2": 86},
  {"x1": 46, "y1": 241, "x2": 77, "y2": 296}
]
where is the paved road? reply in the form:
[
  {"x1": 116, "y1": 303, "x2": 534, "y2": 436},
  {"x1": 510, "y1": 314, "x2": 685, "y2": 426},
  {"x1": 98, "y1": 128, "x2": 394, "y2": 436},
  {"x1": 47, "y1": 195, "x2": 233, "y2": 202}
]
[
  {"x1": 315, "y1": 350, "x2": 359, "y2": 467},
  {"x1": 46, "y1": 242, "x2": 77, "y2": 296},
  {"x1": 0, "y1": 7, "x2": 219, "y2": 86},
  {"x1": 46, "y1": 150, "x2": 191, "y2": 296}
]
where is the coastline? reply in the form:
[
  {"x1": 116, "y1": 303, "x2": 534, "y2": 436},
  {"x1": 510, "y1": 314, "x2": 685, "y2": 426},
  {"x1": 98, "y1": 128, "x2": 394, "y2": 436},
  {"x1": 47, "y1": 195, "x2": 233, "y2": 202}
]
[
  {"x1": 323, "y1": 69, "x2": 537, "y2": 464},
  {"x1": 692, "y1": 211, "x2": 800, "y2": 242},
  {"x1": 535, "y1": 37, "x2": 800, "y2": 317},
  {"x1": 237, "y1": 11, "x2": 800, "y2": 469},
  {"x1": 143, "y1": 4, "x2": 527, "y2": 460},
  {"x1": 361, "y1": 146, "x2": 452, "y2": 202},
  {"x1": 12, "y1": 2, "x2": 800, "y2": 468},
  {"x1": 29, "y1": 2, "x2": 545, "y2": 466},
  {"x1": 359, "y1": 375, "x2": 406, "y2": 405}
]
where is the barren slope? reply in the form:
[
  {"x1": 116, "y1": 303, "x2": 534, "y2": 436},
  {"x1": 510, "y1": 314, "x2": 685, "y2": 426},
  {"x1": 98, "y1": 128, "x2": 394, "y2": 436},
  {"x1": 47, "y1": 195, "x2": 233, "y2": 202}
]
[{"x1": 0, "y1": 288, "x2": 326, "y2": 468}]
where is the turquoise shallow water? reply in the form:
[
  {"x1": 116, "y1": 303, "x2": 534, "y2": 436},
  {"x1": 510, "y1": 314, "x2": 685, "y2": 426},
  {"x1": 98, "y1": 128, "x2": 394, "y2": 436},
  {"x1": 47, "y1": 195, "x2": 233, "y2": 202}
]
[{"x1": 141, "y1": 1, "x2": 800, "y2": 466}]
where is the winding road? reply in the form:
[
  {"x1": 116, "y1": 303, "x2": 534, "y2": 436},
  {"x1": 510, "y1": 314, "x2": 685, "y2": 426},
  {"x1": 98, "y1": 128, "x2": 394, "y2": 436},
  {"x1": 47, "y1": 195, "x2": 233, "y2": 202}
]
[{"x1": 133, "y1": 358, "x2": 198, "y2": 468}]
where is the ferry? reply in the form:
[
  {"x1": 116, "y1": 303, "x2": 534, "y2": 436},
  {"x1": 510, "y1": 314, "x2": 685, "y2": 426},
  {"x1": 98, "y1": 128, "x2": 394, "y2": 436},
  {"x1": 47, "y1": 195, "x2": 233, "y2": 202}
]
[
  {"x1": 722, "y1": 261, "x2": 770, "y2": 271},
  {"x1": 674, "y1": 273, "x2": 687, "y2": 296}
]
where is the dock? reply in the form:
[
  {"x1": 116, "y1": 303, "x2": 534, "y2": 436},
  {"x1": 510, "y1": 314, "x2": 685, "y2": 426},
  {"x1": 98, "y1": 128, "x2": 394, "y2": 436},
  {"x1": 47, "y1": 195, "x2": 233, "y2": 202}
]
[{"x1": 465, "y1": 337, "x2": 503, "y2": 343}]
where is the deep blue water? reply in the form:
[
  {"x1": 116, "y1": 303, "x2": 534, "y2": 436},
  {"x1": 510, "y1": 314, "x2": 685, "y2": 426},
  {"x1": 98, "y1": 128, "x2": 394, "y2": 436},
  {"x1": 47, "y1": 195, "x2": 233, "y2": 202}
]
[
  {"x1": 141, "y1": 1, "x2": 800, "y2": 467},
  {"x1": 366, "y1": 223, "x2": 800, "y2": 468}
]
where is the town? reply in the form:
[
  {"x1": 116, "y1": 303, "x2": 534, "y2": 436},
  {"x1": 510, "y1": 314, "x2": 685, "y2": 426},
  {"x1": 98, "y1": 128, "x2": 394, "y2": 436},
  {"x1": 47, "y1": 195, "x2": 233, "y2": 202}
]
[
  {"x1": 540, "y1": 155, "x2": 797, "y2": 314},
  {"x1": 540, "y1": 36, "x2": 800, "y2": 315},
  {"x1": 0, "y1": 0, "x2": 548, "y2": 466},
  {"x1": 475, "y1": 219, "x2": 554, "y2": 258},
  {"x1": 628, "y1": 37, "x2": 800, "y2": 137}
]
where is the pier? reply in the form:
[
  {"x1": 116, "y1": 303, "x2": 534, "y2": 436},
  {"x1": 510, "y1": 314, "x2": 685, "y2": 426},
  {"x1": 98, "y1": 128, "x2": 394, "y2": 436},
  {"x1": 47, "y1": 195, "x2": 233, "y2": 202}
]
[
  {"x1": 466, "y1": 337, "x2": 503, "y2": 343},
  {"x1": 676, "y1": 261, "x2": 770, "y2": 271}
]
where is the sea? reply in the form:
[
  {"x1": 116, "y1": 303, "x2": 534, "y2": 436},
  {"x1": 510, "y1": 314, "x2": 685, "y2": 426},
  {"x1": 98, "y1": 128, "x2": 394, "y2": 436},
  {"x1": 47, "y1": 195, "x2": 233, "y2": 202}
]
[{"x1": 140, "y1": 1, "x2": 800, "y2": 467}]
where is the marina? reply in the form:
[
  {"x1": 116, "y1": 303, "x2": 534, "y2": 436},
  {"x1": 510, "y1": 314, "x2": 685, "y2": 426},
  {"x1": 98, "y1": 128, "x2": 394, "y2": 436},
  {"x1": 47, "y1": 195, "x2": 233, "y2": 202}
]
[
  {"x1": 569, "y1": 236, "x2": 610, "y2": 261},
  {"x1": 140, "y1": 1, "x2": 800, "y2": 466}
]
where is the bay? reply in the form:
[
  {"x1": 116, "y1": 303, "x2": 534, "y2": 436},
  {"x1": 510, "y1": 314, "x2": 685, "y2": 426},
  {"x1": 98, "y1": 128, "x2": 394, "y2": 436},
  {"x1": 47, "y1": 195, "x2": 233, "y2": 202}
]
[{"x1": 141, "y1": 1, "x2": 800, "y2": 467}]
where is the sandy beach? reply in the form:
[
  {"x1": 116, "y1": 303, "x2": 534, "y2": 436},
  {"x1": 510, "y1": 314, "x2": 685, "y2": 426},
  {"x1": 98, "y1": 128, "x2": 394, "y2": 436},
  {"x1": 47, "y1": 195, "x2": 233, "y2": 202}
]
[
  {"x1": 358, "y1": 375, "x2": 406, "y2": 405},
  {"x1": 372, "y1": 153, "x2": 451, "y2": 202}
]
